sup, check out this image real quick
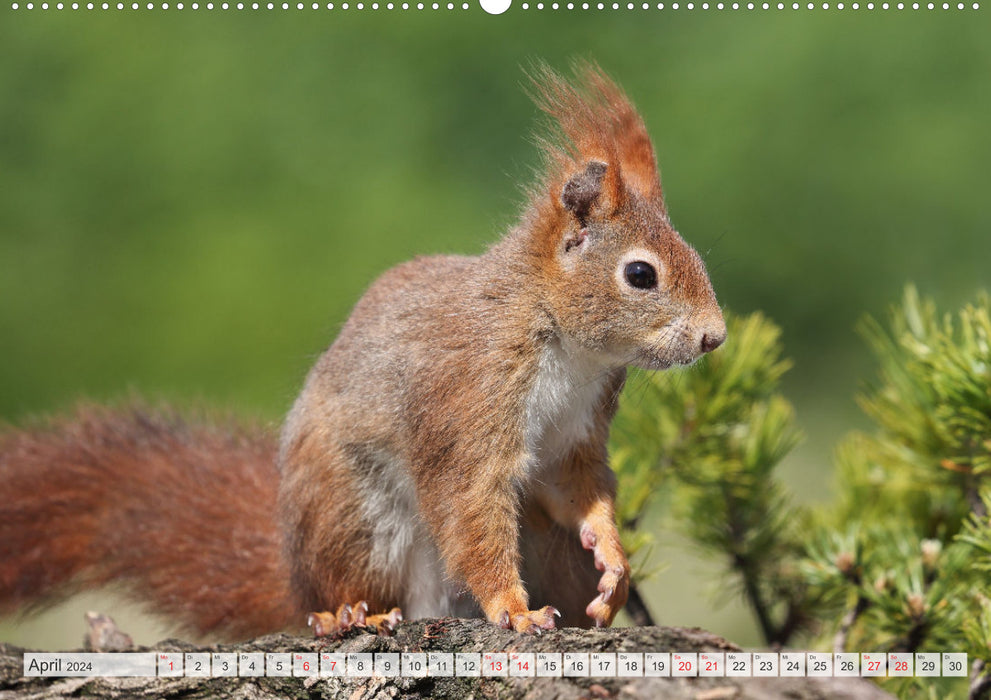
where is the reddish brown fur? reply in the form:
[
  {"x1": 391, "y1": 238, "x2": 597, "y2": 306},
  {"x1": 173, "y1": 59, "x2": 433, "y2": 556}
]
[
  {"x1": 0, "y1": 403, "x2": 300, "y2": 640},
  {"x1": 528, "y1": 61, "x2": 663, "y2": 205},
  {"x1": 0, "y1": 64, "x2": 724, "y2": 639},
  {"x1": 279, "y1": 433, "x2": 383, "y2": 611}
]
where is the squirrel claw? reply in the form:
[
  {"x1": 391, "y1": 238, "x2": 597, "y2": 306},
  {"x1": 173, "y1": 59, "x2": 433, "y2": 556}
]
[
  {"x1": 351, "y1": 600, "x2": 369, "y2": 626},
  {"x1": 586, "y1": 577, "x2": 627, "y2": 627},
  {"x1": 498, "y1": 610, "x2": 513, "y2": 630}
]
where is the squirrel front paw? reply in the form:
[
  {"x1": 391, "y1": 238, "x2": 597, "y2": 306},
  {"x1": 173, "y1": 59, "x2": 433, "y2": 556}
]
[
  {"x1": 580, "y1": 523, "x2": 630, "y2": 627},
  {"x1": 498, "y1": 605, "x2": 560, "y2": 634},
  {"x1": 585, "y1": 565, "x2": 629, "y2": 627}
]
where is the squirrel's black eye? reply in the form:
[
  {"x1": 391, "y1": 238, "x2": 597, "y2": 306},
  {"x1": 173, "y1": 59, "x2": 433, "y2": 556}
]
[{"x1": 624, "y1": 261, "x2": 657, "y2": 290}]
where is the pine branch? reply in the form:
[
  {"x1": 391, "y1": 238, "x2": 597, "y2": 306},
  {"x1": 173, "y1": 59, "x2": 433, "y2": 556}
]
[
  {"x1": 971, "y1": 659, "x2": 991, "y2": 700},
  {"x1": 833, "y1": 595, "x2": 870, "y2": 654},
  {"x1": 774, "y1": 601, "x2": 807, "y2": 648},
  {"x1": 624, "y1": 583, "x2": 656, "y2": 627},
  {"x1": 734, "y1": 550, "x2": 777, "y2": 645}
]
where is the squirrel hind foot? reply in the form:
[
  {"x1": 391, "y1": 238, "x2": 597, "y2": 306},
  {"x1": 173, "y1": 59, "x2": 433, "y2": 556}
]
[
  {"x1": 363, "y1": 607, "x2": 403, "y2": 636},
  {"x1": 307, "y1": 602, "x2": 361, "y2": 638},
  {"x1": 307, "y1": 602, "x2": 403, "y2": 638}
]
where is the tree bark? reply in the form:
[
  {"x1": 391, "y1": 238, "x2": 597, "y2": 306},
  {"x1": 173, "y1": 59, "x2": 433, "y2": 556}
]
[{"x1": 0, "y1": 618, "x2": 894, "y2": 699}]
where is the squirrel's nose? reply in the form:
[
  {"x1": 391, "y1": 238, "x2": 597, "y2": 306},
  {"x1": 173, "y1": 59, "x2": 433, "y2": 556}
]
[
  {"x1": 700, "y1": 331, "x2": 725, "y2": 353},
  {"x1": 699, "y1": 316, "x2": 727, "y2": 354}
]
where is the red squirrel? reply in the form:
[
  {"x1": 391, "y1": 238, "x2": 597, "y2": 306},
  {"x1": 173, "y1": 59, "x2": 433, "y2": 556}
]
[{"x1": 0, "y1": 63, "x2": 724, "y2": 640}]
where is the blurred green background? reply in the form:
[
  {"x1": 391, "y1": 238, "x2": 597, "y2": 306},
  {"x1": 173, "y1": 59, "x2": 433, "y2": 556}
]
[{"x1": 1, "y1": 8, "x2": 988, "y2": 650}]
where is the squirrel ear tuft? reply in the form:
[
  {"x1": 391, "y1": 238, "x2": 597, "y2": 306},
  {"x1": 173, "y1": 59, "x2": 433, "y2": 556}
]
[{"x1": 561, "y1": 161, "x2": 608, "y2": 224}]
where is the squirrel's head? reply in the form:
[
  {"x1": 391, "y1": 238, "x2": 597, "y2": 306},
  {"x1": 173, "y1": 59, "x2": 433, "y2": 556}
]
[{"x1": 524, "y1": 62, "x2": 725, "y2": 370}]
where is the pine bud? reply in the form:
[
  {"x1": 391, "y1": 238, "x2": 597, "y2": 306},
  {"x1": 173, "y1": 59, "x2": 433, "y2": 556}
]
[
  {"x1": 906, "y1": 593, "x2": 926, "y2": 618},
  {"x1": 920, "y1": 539, "x2": 941, "y2": 569},
  {"x1": 874, "y1": 574, "x2": 890, "y2": 593},
  {"x1": 835, "y1": 551, "x2": 855, "y2": 575}
]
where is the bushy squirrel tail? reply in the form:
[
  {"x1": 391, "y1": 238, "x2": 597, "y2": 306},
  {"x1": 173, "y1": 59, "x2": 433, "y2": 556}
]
[{"x1": 0, "y1": 402, "x2": 301, "y2": 640}]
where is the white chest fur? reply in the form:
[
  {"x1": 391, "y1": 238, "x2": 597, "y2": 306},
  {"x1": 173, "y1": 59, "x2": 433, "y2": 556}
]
[{"x1": 523, "y1": 337, "x2": 610, "y2": 471}]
